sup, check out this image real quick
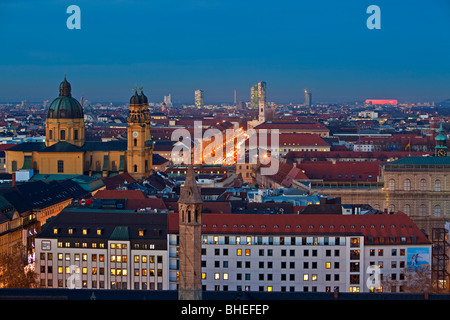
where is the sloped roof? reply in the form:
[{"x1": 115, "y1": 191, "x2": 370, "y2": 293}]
[
  {"x1": 93, "y1": 189, "x2": 147, "y2": 200},
  {"x1": 168, "y1": 212, "x2": 430, "y2": 245}
]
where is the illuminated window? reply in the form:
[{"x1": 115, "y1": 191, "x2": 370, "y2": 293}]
[
  {"x1": 245, "y1": 249, "x2": 251, "y2": 256},
  {"x1": 215, "y1": 273, "x2": 220, "y2": 280},
  {"x1": 58, "y1": 267, "x2": 63, "y2": 274},
  {"x1": 303, "y1": 274, "x2": 309, "y2": 281},
  {"x1": 223, "y1": 273, "x2": 229, "y2": 280},
  {"x1": 237, "y1": 249, "x2": 242, "y2": 256},
  {"x1": 267, "y1": 286, "x2": 273, "y2": 292},
  {"x1": 312, "y1": 274, "x2": 317, "y2": 281},
  {"x1": 325, "y1": 262, "x2": 331, "y2": 269},
  {"x1": 202, "y1": 273, "x2": 206, "y2": 280},
  {"x1": 82, "y1": 228, "x2": 88, "y2": 235}
]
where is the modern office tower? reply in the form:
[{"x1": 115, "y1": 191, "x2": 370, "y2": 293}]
[
  {"x1": 195, "y1": 89, "x2": 204, "y2": 108},
  {"x1": 164, "y1": 94, "x2": 173, "y2": 108},
  {"x1": 251, "y1": 81, "x2": 266, "y2": 109},
  {"x1": 305, "y1": 89, "x2": 312, "y2": 107}
]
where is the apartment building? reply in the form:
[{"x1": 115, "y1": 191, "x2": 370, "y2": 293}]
[
  {"x1": 36, "y1": 207, "x2": 431, "y2": 294},
  {"x1": 35, "y1": 208, "x2": 169, "y2": 290},
  {"x1": 168, "y1": 212, "x2": 431, "y2": 293}
]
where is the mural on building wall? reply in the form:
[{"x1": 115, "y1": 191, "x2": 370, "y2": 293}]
[{"x1": 406, "y1": 247, "x2": 430, "y2": 271}]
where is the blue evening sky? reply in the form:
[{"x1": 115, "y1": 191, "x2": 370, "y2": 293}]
[{"x1": 0, "y1": 0, "x2": 449, "y2": 104}]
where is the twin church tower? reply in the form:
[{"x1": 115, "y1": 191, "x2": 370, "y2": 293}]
[{"x1": 7, "y1": 76, "x2": 154, "y2": 180}]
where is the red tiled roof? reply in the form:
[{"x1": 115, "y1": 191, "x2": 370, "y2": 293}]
[
  {"x1": 296, "y1": 161, "x2": 382, "y2": 181},
  {"x1": 93, "y1": 189, "x2": 147, "y2": 200},
  {"x1": 125, "y1": 198, "x2": 167, "y2": 210},
  {"x1": 168, "y1": 212, "x2": 430, "y2": 245},
  {"x1": 254, "y1": 121, "x2": 329, "y2": 132}
]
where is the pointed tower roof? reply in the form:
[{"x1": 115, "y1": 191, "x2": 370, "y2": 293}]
[
  {"x1": 178, "y1": 164, "x2": 203, "y2": 204},
  {"x1": 436, "y1": 121, "x2": 447, "y2": 141}
]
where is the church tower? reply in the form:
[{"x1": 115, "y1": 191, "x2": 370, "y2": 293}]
[
  {"x1": 45, "y1": 75, "x2": 85, "y2": 147},
  {"x1": 178, "y1": 163, "x2": 203, "y2": 300},
  {"x1": 435, "y1": 121, "x2": 448, "y2": 157},
  {"x1": 126, "y1": 88, "x2": 153, "y2": 180}
]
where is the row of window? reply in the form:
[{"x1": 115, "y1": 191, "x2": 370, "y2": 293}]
[
  {"x1": 40, "y1": 279, "x2": 163, "y2": 290},
  {"x1": 40, "y1": 252, "x2": 163, "y2": 264},
  {"x1": 204, "y1": 248, "x2": 343, "y2": 258},
  {"x1": 48, "y1": 129, "x2": 79, "y2": 141},
  {"x1": 202, "y1": 235, "x2": 347, "y2": 246},
  {"x1": 386, "y1": 203, "x2": 444, "y2": 217},
  {"x1": 388, "y1": 178, "x2": 443, "y2": 192}
]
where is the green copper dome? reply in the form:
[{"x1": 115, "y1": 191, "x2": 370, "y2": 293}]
[{"x1": 47, "y1": 76, "x2": 84, "y2": 119}]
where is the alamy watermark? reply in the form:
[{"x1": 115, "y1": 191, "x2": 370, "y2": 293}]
[{"x1": 170, "y1": 121, "x2": 280, "y2": 175}]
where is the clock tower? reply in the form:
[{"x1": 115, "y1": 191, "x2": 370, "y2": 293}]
[
  {"x1": 127, "y1": 88, "x2": 153, "y2": 179},
  {"x1": 435, "y1": 122, "x2": 448, "y2": 157}
]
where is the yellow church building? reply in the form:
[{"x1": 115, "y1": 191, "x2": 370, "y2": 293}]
[{"x1": 5, "y1": 77, "x2": 154, "y2": 180}]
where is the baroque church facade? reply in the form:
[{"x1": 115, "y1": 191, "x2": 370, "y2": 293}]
[{"x1": 6, "y1": 77, "x2": 154, "y2": 180}]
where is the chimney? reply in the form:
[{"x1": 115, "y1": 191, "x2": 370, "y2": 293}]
[{"x1": 12, "y1": 172, "x2": 16, "y2": 187}]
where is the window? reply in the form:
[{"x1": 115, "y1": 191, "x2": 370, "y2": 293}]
[
  {"x1": 74, "y1": 130, "x2": 78, "y2": 140},
  {"x1": 420, "y1": 179, "x2": 427, "y2": 191},
  {"x1": 419, "y1": 204, "x2": 427, "y2": 216},
  {"x1": 435, "y1": 180, "x2": 441, "y2": 192},
  {"x1": 60, "y1": 130, "x2": 66, "y2": 140},
  {"x1": 11, "y1": 161, "x2": 17, "y2": 172},
  {"x1": 49, "y1": 130, "x2": 53, "y2": 139},
  {"x1": 388, "y1": 179, "x2": 395, "y2": 191},
  {"x1": 435, "y1": 205, "x2": 441, "y2": 217},
  {"x1": 403, "y1": 179, "x2": 411, "y2": 191},
  {"x1": 57, "y1": 160, "x2": 64, "y2": 173},
  {"x1": 403, "y1": 204, "x2": 410, "y2": 215}
]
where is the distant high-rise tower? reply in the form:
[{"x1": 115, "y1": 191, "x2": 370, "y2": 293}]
[
  {"x1": 304, "y1": 89, "x2": 312, "y2": 107},
  {"x1": 251, "y1": 81, "x2": 266, "y2": 109},
  {"x1": 178, "y1": 162, "x2": 203, "y2": 300},
  {"x1": 195, "y1": 89, "x2": 204, "y2": 108},
  {"x1": 164, "y1": 93, "x2": 173, "y2": 108},
  {"x1": 234, "y1": 89, "x2": 237, "y2": 105}
]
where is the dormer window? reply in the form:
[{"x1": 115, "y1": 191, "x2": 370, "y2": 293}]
[{"x1": 82, "y1": 228, "x2": 89, "y2": 235}]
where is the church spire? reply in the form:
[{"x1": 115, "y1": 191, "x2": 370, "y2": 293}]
[{"x1": 178, "y1": 163, "x2": 203, "y2": 204}]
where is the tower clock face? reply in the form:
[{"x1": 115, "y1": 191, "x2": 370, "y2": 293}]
[
  {"x1": 438, "y1": 149, "x2": 447, "y2": 157},
  {"x1": 133, "y1": 131, "x2": 139, "y2": 138}
]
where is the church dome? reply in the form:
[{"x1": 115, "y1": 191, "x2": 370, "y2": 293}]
[
  {"x1": 130, "y1": 91, "x2": 142, "y2": 105},
  {"x1": 47, "y1": 76, "x2": 84, "y2": 119},
  {"x1": 140, "y1": 90, "x2": 148, "y2": 104}
]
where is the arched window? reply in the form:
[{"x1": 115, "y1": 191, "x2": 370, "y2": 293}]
[
  {"x1": 404, "y1": 179, "x2": 411, "y2": 191},
  {"x1": 435, "y1": 180, "x2": 441, "y2": 192},
  {"x1": 420, "y1": 179, "x2": 427, "y2": 191},
  {"x1": 403, "y1": 204, "x2": 410, "y2": 215},
  {"x1": 419, "y1": 204, "x2": 427, "y2": 216},
  {"x1": 134, "y1": 164, "x2": 138, "y2": 172},
  {"x1": 388, "y1": 179, "x2": 395, "y2": 191},
  {"x1": 434, "y1": 205, "x2": 441, "y2": 217}
]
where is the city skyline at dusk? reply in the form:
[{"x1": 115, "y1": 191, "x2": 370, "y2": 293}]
[{"x1": 0, "y1": 0, "x2": 449, "y2": 104}]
